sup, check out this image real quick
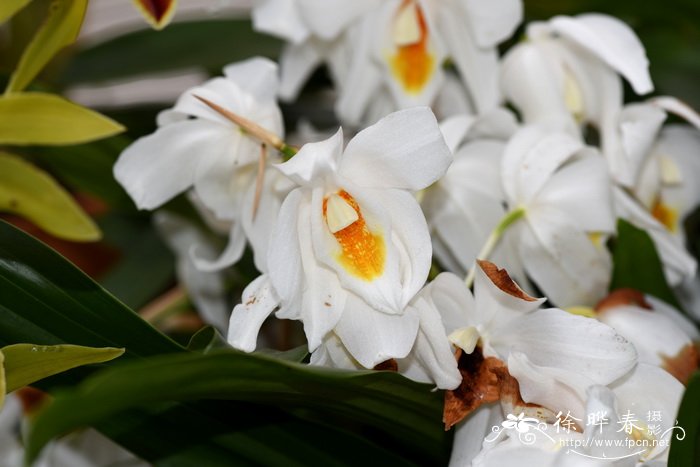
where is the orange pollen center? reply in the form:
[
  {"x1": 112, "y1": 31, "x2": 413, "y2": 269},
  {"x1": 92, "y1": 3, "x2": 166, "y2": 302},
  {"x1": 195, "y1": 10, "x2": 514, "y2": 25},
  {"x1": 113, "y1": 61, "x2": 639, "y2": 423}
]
[
  {"x1": 323, "y1": 190, "x2": 386, "y2": 281},
  {"x1": 651, "y1": 197, "x2": 678, "y2": 232},
  {"x1": 390, "y1": 0, "x2": 435, "y2": 94}
]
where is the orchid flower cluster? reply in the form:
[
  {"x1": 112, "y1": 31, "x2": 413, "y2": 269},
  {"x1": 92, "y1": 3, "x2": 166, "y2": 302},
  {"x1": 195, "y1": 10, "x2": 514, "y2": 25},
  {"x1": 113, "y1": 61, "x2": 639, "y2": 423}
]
[{"x1": 112, "y1": 2, "x2": 700, "y2": 465}]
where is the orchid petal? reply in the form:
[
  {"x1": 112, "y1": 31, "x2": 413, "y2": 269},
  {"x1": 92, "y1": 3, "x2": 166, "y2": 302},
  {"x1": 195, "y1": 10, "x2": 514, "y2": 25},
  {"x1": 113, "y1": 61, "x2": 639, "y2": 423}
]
[
  {"x1": 228, "y1": 275, "x2": 279, "y2": 352},
  {"x1": 341, "y1": 107, "x2": 452, "y2": 191},
  {"x1": 278, "y1": 40, "x2": 325, "y2": 100},
  {"x1": 450, "y1": 405, "x2": 502, "y2": 467},
  {"x1": 400, "y1": 294, "x2": 461, "y2": 389},
  {"x1": 550, "y1": 14, "x2": 653, "y2": 94},
  {"x1": 334, "y1": 293, "x2": 419, "y2": 369},
  {"x1": 520, "y1": 211, "x2": 612, "y2": 306},
  {"x1": 501, "y1": 127, "x2": 584, "y2": 205},
  {"x1": 461, "y1": 0, "x2": 522, "y2": 48},
  {"x1": 310, "y1": 333, "x2": 362, "y2": 370},
  {"x1": 268, "y1": 188, "x2": 305, "y2": 317},
  {"x1": 438, "y1": 6, "x2": 500, "y2": 113},
  {"x1": 113, "y1": 120, "x2": 227, "y2": 210},
  {"x1": 296, "y1": 0, "x2": 376, "y2": 40},
  {"x1": 297, "y1": 193, "x2": 347, "y2": 350},
  {"x1": 252, "y1": 0, "x2": 309, "y2": 44},
  {"x1": 153, "y1": 211, "x2": 229, "y2": 331},
  {"x1": 190, "y1": 222, "x2": 246, "y2": 273},
  {"x1": 495, "y1": 309, "x2": 637, "y2": 388},
  {"x1": 500, "y1": 44, "x2": 575, "y2": 131},
  {"x1": 276, "y1": 128, "x2": 343, "y2": 185},
  {"x1": 534, "y1": 152, "x2": 615, "y2": 233},
  {"x1": 597, "y1": 303, "x2": 693, "y2": 370},
  {"x1": 223, "y1": 57, "x2": 281, "y2": 103},
  {"x1": 473, "y1": 260, "x2": 544, "y2": 331}
]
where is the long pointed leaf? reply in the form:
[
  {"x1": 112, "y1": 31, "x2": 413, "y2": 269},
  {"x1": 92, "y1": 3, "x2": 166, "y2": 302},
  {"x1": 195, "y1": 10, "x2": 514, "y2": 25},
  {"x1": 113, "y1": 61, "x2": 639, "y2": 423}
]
[
  {"x1": 0, "y1": 93, "x2": 124, "y2": 146},
  {"x1": 5, "y1": 0, "x2": 87, "y2": 93},
  {"x1": 26, "y1": 349, "x2": 449, "y2": 464},
  {"x1": 2, "y1": 343, "x2": 123, "y2": 393},
  {"x1": 0, "y1": 152, "x2": 101, "y2": 241}
]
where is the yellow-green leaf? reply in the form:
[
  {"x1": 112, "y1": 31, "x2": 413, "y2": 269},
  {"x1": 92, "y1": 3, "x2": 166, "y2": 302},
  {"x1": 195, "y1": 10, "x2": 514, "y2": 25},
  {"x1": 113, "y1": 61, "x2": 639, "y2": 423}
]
[
  {"x1": 0, "y1": 93, "x2": 124, "y2": 145},
  {"x1": 5, "y1": 0, "x2": 87, "y2": 93},
  {"x1": 0, "y1": 152, "x2": 101, "y2": 241},
  {"x1": 2, "y1": 344, "x2": 124, "y2": 393},
  {"x1": 0, "y1": 350, "x2": 5, "y2": 410},
  {"x1": 0, "y1": 0, "x2": 33, "y2": 23}
]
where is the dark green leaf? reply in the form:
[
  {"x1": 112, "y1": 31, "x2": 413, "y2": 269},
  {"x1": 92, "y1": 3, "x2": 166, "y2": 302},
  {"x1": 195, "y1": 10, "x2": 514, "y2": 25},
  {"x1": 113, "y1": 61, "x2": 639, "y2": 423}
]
[
  {"x1": 59, "y1": 20, "x2": 282, "y2": 86},
  {"x1": 669, "y1": 371, "x2": 700, "y2": 466},
  {"x1": 186, "y1": 326, "x2": 229, "y2": 353},
  {"x1": 0, "y1": 218, "x2": 181, "y2": 356},
  {"x1": 27, "y1": 349, "x2": 449, "y2": 465},
  {"x1": 610, "y1": 219, "x2": 683, "y2": 310}
]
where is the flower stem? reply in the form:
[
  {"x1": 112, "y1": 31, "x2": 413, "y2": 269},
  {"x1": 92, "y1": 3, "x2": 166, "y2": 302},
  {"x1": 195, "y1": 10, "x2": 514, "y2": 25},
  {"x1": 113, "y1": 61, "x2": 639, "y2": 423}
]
[
  {"x1": 464, "y1": 207, "x2": 525, "y2": 288},
  {"x1": 193, "y1": 94, "x2": 298, "y2": 159}
]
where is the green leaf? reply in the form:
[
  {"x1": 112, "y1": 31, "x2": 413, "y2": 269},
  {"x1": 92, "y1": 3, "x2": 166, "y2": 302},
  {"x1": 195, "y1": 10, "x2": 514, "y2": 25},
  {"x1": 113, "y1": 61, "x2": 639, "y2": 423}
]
[
  {"x1": 26, "y1": 349, "x2": 449, "y2": 465},
  {"x1": 186, "y1": 327, "x2": 229, "y2": 354},
  {"x1": 610, "y1": 218, "x2": 683, "y2": 309},
  {"x1": 0, "y1": 0, "x2": 33, "y2": 23},
  {"x1": 0, "y1": 218, "x2": 182, "y2": 357},
  {"x1": 2, "y1": 343, "x2": 123, "y2": 393},
  {"x1": 59, "y1": 19, "x2": 281, "y2": 85},
  {"x1": 0, "y1": 151, "x2": 101, "y2": 241},
  {"x1": 669, "y1": 371, "x2": 700, "y2": 466},
  {"x1": 0, "y1": 92, "x2": 124, "y2": 145},
  {"x1": 5, "y1": 0, "x2": 87, "y2": 93}
]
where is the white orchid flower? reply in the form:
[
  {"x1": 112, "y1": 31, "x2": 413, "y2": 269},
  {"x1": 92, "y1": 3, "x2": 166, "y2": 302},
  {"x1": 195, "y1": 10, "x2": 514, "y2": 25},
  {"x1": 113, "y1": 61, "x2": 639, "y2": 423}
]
[
  {"x1": 152, "y1": 211, "x2": 230, "y2": 332},
  {"x1": 254, "y1": 0, "x2": 522, "y2": 125},
  {"x1": 431, "y1": 262, "x2": 635, "y2": 431},
  {"x1": 423, "y1": 109, "x2": 527, "y2": 286},
  {"x1": 609, "y1": 98, "x2": 700, "y2": 286},
  {"x1": 595, "y1": 289, "x2": 699, "y2": 384},
  {"x1": 491, "y1": 126, "x2": 615, "y2": 307},
  {"x1": 114, "y1": 57, "x2": 285, "y2": 272},
  {"x1": 501, "y1": 14, "x2": 653, "y2": 186},
  {"x1": 311, "y1": 269, "x2": 465, "y2": 390},
  {"x1": 228, "y1": 107, "x2": 452, "y2": 369}
]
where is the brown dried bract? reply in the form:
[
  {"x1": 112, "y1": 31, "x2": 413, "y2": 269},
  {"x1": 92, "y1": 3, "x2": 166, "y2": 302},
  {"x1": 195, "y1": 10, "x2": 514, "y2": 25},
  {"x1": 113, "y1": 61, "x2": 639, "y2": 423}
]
[
  {"x1": 595, "y1": 288, "x2": 651, "y2": 314},
  {"x1": 477, "y1": 260, "x2": 537, "y2": 302},
  {"x1": 443, "y1": 347, "x2": 505, "y2": 430},
  {"x1": 374, "y1": 359, "x2": 399, "y2": 372},
  {"x1": 662, "y1": 343, "x2": 700, "y2": 385}
]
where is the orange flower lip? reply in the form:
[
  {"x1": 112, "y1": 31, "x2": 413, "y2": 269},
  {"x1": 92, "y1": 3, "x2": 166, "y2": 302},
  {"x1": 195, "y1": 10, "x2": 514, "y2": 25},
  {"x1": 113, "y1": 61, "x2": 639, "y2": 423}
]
[
  {"x1": 389, "y1": 0, "x2": 436, "y2": 95},
  {"x1": 323, "y1": 190, "x2": 386, "y2": 281}
]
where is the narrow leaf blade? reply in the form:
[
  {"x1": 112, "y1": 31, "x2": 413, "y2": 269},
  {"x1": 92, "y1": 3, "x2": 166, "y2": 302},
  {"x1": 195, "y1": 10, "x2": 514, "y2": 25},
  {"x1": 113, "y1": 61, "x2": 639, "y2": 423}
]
[
  {"x1": 6, "y1": 0, "x2": 87, "y2": 93},
  {"x1": 2, "y1": 343, "x2": 124, "y2": 393},
  {"x1": 669, "y1": 371, "x2": 700, "y2": 466},
  {"x1": 0, "y1": 0, "x2": 32, "y2": 23},
  {"x1": 0, "y1": 152, "x2": 101, "y2": 241},
  {"x1": 0, "y1": 93, "x2": 124, "y2": 145},
  {"x1": 610, "y1": 218, "x2": 683, "y2": 309},
  {"x1": 26, "y1": 349, "x2": 448, "y2": 464}
]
